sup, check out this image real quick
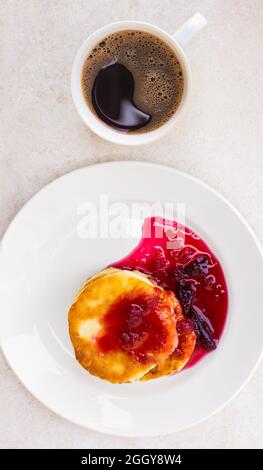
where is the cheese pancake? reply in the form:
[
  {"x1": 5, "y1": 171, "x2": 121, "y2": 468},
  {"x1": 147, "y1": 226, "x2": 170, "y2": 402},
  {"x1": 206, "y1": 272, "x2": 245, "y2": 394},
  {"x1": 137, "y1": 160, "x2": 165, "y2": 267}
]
[{"x1": 68, "y1": 268, "x2": 180, "y2": 383}]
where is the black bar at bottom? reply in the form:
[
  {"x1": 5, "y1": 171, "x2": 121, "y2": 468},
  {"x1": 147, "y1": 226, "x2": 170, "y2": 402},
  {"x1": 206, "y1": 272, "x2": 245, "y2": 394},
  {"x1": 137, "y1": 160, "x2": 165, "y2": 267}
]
[{"x1": 0, "y1": 449, "x2": 262, "y2": 467}]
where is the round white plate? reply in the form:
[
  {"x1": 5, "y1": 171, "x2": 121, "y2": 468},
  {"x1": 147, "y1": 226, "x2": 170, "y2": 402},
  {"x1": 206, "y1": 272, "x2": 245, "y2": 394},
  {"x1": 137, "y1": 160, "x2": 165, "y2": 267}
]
[{"x1": 0, "y1": 161, "x2": 262, "y2": 437}]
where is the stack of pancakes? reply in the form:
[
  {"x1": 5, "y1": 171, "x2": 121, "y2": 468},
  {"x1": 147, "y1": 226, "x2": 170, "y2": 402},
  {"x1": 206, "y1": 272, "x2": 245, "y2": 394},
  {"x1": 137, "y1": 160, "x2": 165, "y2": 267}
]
[{"x1": 68, "y1": 268, "x2": 196, "y2": 383}]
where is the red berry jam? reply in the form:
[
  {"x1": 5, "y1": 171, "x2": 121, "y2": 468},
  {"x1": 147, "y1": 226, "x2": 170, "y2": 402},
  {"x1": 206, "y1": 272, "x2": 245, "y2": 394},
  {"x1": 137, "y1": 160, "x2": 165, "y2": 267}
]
[
  {"x1": 96, "y1": 290, "x2": 170, "y2": 363},
  {"x1": 111, "y1": 217, "x2": 228, "y2": 369}
]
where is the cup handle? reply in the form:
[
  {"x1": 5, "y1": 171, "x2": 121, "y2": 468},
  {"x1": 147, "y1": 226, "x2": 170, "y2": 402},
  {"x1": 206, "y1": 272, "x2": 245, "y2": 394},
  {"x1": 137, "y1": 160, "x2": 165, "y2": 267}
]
[{"x1": 173, "y1": 13, "x2": 207, "y2": 48}]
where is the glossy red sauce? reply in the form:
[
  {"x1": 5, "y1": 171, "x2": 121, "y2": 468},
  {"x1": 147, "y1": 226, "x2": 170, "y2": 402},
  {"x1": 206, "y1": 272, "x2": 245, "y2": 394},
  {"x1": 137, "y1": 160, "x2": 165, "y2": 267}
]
[
  {"x1": 111, "y1": 217, "x2": 228, "y2": 368},
  {"x1": 96, "y1": 290, "x2": 169, "y2": 363}
]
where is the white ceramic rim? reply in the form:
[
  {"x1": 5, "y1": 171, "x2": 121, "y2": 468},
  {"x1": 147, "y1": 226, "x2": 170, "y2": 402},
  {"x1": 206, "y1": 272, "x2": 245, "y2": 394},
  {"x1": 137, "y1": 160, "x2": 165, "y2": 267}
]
[{"x1": 71, "y1": 21, "x2": 191, "y2": 146}]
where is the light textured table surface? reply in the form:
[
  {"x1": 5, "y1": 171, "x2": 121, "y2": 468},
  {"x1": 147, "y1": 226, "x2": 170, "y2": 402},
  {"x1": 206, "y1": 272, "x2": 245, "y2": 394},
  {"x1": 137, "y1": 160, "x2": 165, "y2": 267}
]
[{"x1": 1, "y1": 0, "x2": 263, "y2": 449}]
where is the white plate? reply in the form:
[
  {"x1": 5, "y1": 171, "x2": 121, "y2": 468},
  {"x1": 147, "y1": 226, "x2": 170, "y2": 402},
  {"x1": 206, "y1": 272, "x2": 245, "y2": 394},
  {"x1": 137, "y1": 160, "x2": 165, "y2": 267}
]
[{"x1": 0, "y1": 161, "x2": 262, "y2": 437}]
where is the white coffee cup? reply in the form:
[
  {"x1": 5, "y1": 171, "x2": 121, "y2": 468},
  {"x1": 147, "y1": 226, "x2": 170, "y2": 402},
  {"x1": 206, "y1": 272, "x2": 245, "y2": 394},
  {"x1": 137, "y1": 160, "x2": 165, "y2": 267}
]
[{"x1": 71, "y1": 13, "x2": 207, "y2": 146}]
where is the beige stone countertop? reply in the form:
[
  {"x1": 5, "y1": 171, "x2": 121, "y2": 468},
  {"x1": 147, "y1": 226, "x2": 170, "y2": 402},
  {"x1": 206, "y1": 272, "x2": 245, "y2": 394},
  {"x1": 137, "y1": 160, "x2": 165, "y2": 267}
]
[{"x1": 1, "y1": 0, "x2": 263, "y2": 448}]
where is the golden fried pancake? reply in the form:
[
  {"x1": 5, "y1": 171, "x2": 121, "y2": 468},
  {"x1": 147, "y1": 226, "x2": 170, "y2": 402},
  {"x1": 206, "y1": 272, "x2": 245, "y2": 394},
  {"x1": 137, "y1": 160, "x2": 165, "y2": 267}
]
[
  {"x1": 68, "y1": 268, "x2": 180, "y2": 383},
  {"x1": 141, "y1": 303, "x2": 196, "y2": 381}
]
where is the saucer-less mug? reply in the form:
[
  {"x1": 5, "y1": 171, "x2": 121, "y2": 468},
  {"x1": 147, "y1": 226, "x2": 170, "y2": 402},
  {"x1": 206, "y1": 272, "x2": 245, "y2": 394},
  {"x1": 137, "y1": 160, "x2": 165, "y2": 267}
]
[{"x1": 71, "y1": 14, "x2": 207, "y2": 146}]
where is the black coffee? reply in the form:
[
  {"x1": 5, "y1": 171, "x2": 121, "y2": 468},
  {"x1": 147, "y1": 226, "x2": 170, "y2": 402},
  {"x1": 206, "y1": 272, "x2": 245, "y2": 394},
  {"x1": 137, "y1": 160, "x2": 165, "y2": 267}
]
[{"x1": 81, "y1": 30, "x2": 184, "y2": 133}]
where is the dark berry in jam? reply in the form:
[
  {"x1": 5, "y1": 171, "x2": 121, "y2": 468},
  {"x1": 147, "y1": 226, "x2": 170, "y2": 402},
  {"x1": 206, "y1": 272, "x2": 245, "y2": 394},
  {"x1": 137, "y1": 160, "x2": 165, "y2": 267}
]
[
  {"x1": 183, "y1": 254, "x2": 210, "y2": 276},
  {"x1": 176, "y1": 279, "x2": 196, "y2": 316},
  {"x1": 176, "y1": 318, "x2": 194, "y2": 334},
  {"x1": 112, "y1": 217, "x2": 228, "y2": 369},
  {"x1": 190, "y1": 305, "x2": 217, "y2": 351}
]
